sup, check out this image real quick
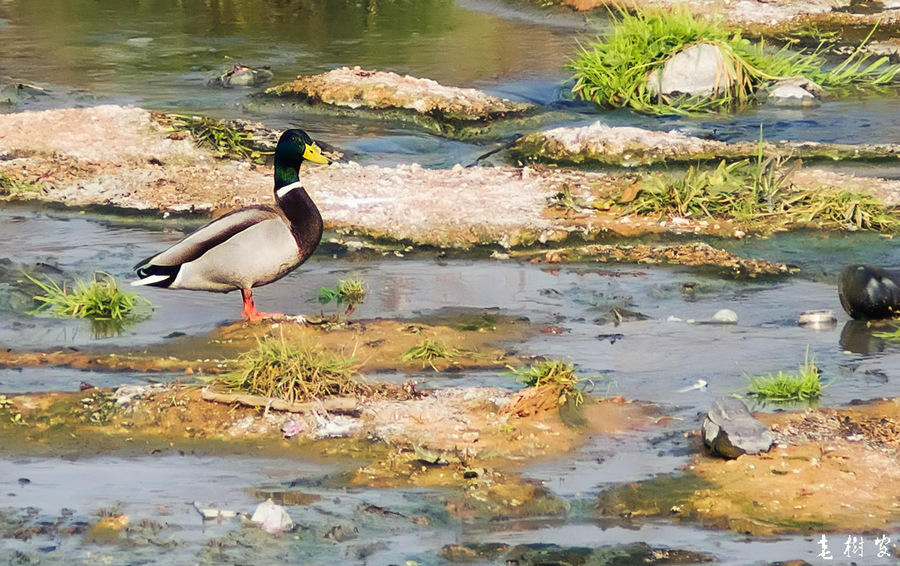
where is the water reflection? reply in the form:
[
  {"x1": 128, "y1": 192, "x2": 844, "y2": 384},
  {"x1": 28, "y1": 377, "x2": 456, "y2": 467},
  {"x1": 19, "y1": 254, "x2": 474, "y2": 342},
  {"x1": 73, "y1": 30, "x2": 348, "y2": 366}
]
[
  {"x1": 839, "y1": 319, "x2": 897, "y2": 356},
  {"x1": 0, "y1": 0, "x2": 580, "y2": 111}
]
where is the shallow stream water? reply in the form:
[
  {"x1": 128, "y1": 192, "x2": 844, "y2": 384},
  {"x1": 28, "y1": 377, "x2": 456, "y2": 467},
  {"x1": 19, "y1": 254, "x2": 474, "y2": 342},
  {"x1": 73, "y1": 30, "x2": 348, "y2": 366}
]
[
  {"x1": 2, "y1": 1, "x2": 900, "y2": 564},
  {"x1": 2, "y1": 205, "x2": 899, "y2": 564}
]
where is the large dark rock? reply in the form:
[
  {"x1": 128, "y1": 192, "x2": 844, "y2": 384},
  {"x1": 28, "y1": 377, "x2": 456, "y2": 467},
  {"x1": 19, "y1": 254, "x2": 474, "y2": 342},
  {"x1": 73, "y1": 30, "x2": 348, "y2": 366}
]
[
  {"x1": 838, "y1": 264, "x2": 900, "y2": 320},
  {"x1": 702, "y1": 397, "x2": 775, "y2": 459}
]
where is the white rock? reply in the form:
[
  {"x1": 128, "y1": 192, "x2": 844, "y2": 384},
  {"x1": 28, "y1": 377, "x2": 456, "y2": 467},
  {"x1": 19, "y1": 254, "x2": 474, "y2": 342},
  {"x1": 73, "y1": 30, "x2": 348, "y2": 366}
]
[
  {"x1": 764, "y1": 84, "x2": 820, "y2": 108},
  {"x1": 646, "y1": 43, "x2": 732, "y2": 98},
  {"x1": 711, "y1": 309, "x2": 739, "y2": 324},
  {"x1": 251, "y1": 499, "x2": 293, "y2": 534}
]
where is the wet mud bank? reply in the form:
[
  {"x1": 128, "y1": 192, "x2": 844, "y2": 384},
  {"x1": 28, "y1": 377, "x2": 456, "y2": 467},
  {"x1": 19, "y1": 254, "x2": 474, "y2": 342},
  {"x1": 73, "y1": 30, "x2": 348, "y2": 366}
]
[
  {"x1": 598, "y1": 398, "x2": 900, "y2": 542},
  {"x1": 3, "y1": 105, "x2": 898, "y2": 253}
]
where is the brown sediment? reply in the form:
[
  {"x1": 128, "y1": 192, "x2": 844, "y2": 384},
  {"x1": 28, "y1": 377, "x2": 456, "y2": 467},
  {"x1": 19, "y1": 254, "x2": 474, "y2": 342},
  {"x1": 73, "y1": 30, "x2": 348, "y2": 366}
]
[
  {"x1": 0, "y1": 315, "x2": 529, "y2": 375},
  {"x1": 598, "y1": 398, "x2": 900, "y2": 535},
  {"x1": 0, "y1": 380, "x2": 660, "y2": 521},
  {"x1": 511, "y1": 242, "x2": 793, "y2": 277}
]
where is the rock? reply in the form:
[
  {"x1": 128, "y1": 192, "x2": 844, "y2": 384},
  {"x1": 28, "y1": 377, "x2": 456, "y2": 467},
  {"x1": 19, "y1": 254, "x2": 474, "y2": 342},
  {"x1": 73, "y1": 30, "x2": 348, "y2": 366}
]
[
  {"x1": 702, "y1": 396, "x2": 775, "y2": 459},
  {"x1": 193, "y1": 502, "x2": 239, "y2": 521},
  {"x1": 689, "y1": 308, "x2": 738, "y2": 325},
  {"x1": 710, "y1": 309, "x2": 738, "y2": 324},
  {"x1": 265, "y1": 67, "x2": 533, "y2": 123},
  {"x1": 251, "y1": 498, "x2": 293, "y2": 534},
  {"x1": 797, "y1": 310, "x2": 837, "y2": 329},
  {"x1": 208, "y1": 65, "x2": 274, "y2": 88},
  {"x1": 646, "y1": 43, "x2": 732, "y2": 99},
  {"x1": 838, "y1": 264, "x2": 900, "y2": 320},
  {"x1": 759, "y1": 84, "x2": 820, "y2": 108}
]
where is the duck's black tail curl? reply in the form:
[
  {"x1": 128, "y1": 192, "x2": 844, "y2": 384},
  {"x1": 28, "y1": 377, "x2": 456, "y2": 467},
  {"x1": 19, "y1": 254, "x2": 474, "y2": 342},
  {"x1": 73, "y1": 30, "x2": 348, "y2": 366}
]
[{"x1": 132, "y1": 264, "x2": 180, "y2": 288}]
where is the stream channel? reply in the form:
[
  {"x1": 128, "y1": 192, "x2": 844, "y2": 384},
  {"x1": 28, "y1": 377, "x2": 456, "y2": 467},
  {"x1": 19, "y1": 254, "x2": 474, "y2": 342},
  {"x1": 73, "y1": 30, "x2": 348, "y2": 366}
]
[{"x1": 2, "y1": 0, "x2": 900, "y2": 564}]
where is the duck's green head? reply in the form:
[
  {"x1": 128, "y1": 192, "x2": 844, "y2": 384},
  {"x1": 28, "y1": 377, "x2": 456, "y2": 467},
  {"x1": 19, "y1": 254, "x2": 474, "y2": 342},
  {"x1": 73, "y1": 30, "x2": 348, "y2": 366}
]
[{"x1": 274, "y1": 128, "x2": 329, "y2": 184}]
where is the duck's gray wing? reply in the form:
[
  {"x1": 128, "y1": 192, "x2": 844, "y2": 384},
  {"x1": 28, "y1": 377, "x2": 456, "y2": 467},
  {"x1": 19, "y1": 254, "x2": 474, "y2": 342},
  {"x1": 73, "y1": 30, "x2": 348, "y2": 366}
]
[{"x1": 134, "y1": 206, "x2": 280, "y2": 269}]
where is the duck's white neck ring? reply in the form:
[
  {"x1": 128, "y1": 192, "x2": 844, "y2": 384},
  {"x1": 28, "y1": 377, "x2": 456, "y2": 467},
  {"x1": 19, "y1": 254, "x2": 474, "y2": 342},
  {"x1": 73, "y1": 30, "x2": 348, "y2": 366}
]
[{"x1": 276, "y1": 180, "x2": 304, "y2": 199}]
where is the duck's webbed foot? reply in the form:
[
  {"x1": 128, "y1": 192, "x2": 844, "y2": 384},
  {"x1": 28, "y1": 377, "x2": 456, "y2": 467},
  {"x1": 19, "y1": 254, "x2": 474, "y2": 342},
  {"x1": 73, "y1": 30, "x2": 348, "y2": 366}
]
[{"x1": 240, "y1": 288, "x2": 284, "y2": 321}]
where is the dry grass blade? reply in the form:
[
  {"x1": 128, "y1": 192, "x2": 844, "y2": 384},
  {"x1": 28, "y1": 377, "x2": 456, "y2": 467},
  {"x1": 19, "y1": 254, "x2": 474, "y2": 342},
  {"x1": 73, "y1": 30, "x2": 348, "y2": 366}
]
[
  {"x1": 510, "y1": 359, "x2": 586, "y2": 406},
  {"x1": 400, "y1": 339, "x2": 456, "y2": 371},
  {"x1": 216, "y1": 337, "x2": 369, "y2": 404},
  {"x1": 155, "y1": 113, "x2": 265, "y2": 161}
]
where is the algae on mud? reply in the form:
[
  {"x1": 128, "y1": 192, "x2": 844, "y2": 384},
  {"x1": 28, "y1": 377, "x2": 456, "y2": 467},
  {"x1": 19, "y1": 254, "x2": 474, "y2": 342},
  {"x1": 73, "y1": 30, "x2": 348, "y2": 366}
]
[{"x1": 596, "y1": 398, "x2": 900, "y2": 536}]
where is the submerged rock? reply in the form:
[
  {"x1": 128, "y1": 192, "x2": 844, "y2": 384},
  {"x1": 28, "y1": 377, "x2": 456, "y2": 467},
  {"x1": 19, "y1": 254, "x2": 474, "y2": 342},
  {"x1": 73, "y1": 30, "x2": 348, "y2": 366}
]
[
  {"x1": 208, "y1": 64, "x2": 274, "y2": 88},
  {"x1": 838, "y1": 264, "x2": 900, "y2": 320},
  {"x1": 758, "y1": 77, "x2": 824, "y2": 108},
  {"x1": 702, "y1": 396, "x2": 775, "y2": 459},
  {"x1": 798, "y1": 309, "x2": 837, "y2": 329}
]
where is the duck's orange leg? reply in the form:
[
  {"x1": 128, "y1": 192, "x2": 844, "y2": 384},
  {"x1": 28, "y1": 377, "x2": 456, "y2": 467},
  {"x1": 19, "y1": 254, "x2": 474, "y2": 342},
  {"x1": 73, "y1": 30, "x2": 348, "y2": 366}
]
[{"x1": 240, "y1": 288, "x2": 284, "y2": 321}]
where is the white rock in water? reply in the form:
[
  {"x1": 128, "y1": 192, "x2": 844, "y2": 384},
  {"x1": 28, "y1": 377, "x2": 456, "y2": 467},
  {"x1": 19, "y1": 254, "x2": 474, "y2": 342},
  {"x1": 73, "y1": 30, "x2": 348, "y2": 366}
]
[
  {"x1": 711, "y1": 309, "x2": 738, "y2": 324},
  {"x1": 764, "y1": 84, "x2": 820, "y2": 108},
  {"x1": 646, "y1": 43, "x2": 731, "y2": 98},
  {"x1": 251, "y1": 498, "x2": 293, "y2": 534},
  {"x1": 798, "y1": 310, "x2": 837, "y2": 329}
]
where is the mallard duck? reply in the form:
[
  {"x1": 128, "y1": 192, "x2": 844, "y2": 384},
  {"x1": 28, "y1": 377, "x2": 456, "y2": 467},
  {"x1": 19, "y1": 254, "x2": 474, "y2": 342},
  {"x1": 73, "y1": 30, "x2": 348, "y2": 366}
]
[
  {"x1": 838, "y1": 264, "x2": 900, "y2": 320},
  {"x1": 132, "y1": 128, "x2": 329, "y2": 321}
]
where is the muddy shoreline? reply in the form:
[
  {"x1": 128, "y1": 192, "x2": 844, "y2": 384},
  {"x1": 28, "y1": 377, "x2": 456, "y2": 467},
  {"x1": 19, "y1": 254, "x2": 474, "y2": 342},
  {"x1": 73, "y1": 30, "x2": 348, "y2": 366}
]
[
  {"x1": 3, "y1": 2, "x2": 900, "y2": 558},
  {"x1": 3, "y1": 105, "x2": 900, "y2": 250}
]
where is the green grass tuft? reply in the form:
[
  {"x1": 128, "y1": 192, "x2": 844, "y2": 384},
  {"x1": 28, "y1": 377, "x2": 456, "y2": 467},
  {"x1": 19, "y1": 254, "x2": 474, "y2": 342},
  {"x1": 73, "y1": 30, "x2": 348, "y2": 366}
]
[
  {"x1": 626, "y1": 129, "x2": 900, "y2": 233},
  {"x1": 216, "y1": 337, "x2": 368, "y2": 403},
  {"x1": 26, "y1": 272, "x2": 149, "y2": 321},
  {"x1": 317, "y1": 278, "x2": 367, "y2": 315},
  {"x1": 746, "y1": 350, "x2": 822, "y2": 402},
  {"x1": 569, "y1": 8, "x2": 900, "y2": 115}
]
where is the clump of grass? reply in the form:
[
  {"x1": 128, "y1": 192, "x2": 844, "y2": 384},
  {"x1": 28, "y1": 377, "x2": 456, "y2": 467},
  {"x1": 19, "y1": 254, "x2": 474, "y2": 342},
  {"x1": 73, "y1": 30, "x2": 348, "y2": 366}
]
[
  {"x1": 0, "y1": 394, "x2": 24, "y2": 425},
  {"x1": 317, "y1": 278, "x2": 367, "y2": 316},
  {"x1": 626, "y1": 129, "x2": 900, "y2": 233},
  {"x1": 0, "y1": 171, "x2": 42, "y2": 195},
  {"x1": 746, "y1": 350, "x2": 822, "y2": 402},
  {"x1": 511, "y1": 359, "x2": 585, "y2": 406},
  {"x1": 400, "y1": 338, "x2": 456, "y2": 371},
  {"x1": 156, "y1": 113, "x2": 264, "y2": 161},
  {"x1": 216, "y1": 337, "x2": 367, "y2": 403},
  {"x1": 26, "y1": 272, "x2": 149, "y2": 321},
  {"x1": 569, "y1": 7, "x2": 900, "y2": 115}
]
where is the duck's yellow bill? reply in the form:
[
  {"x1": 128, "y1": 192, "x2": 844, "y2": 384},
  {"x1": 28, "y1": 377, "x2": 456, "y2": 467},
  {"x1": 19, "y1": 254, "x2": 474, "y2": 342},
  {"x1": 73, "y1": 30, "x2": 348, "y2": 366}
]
[{"x1": 303, "y1": 142, "x2": 330, "y2": 164}]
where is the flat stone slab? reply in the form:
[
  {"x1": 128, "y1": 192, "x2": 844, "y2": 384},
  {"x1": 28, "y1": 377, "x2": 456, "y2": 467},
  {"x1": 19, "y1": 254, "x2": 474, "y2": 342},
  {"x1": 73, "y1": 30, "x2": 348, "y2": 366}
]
[
  {"x1": 265, "y1": 67, "x2": 533, "y2": 124},
  {"x1": 511, "y1": 121, "x2": 900, "y2": 167}
]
